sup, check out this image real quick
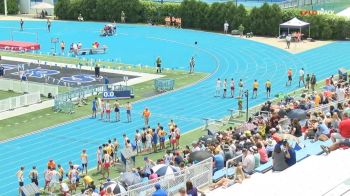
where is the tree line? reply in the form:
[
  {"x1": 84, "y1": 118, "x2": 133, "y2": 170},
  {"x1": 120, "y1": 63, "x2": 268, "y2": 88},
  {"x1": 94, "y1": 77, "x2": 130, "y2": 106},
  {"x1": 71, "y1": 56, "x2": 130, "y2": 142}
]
[{"x1": 4, "y1": 0, "x2": 349, "y2": 40}]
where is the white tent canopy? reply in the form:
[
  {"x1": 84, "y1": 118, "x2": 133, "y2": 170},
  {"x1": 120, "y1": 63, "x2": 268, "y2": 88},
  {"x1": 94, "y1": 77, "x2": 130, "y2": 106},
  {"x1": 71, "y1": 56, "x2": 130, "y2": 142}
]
[
  {"x1": 31, "y1": 2, "x2": 54, "y2": 9},
  {"x1": 279, "y1": 17, "x2": 311, "y2": 37},
  {"x1": 337, "y1": 7, "x2": 350, "y2": 19}
]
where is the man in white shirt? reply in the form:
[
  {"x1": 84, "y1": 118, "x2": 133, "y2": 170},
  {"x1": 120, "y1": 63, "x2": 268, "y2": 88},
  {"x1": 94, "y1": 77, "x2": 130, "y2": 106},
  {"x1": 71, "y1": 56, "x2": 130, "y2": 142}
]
[
  {"x1": 49, "y1": 169, "x2": 59, "y2": 194},
  {"x1": 216, "y1": 78, "x2": 221, "y2": 97},
  {"x1": 242, "y1": 149, "x2": 255, "y2": 175},
  {"x1": 16, "y1": 166, "x2": 24, "y2": 195},
  {"x1": 336, "y1": 84, "x2": 345, "y2": 101},
  {"x1": 43, "y1": 167, "x2": 52, "y2": 192},
  {"x1": 286, "y1": 34, "x2": 291, "y2": 49},
  {"x1": 224, "y1": 21, "x2": 229, "y2": 34},
  {"x1": 135, "y1": 130, "x2": 142, "y2": 153},
  {"x1": 299, "y1": 68, "x2": 305, "y2": 87}
]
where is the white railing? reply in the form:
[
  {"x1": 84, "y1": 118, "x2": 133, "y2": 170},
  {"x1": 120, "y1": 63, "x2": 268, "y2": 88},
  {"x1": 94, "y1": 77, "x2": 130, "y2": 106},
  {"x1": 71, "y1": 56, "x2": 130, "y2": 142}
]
[
  {"x1": 0, "y1": 78, "x2": 58, "y2": 97},
  {"x1": 117, "y1": 157, "x2": 212, "y2": 196},
  {"x1": 0, "y1": 92, "x2": 41, "y2": 112}
]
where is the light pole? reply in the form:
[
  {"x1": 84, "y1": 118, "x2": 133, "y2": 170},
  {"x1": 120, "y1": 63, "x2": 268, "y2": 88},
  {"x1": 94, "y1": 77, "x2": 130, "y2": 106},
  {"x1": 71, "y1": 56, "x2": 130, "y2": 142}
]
[
  {"x1": 244, "y1": 90, "x2": 249, "y2": 122},
  {"x1": 4, "y1": 0, "x2": 7, "y2": 16}
]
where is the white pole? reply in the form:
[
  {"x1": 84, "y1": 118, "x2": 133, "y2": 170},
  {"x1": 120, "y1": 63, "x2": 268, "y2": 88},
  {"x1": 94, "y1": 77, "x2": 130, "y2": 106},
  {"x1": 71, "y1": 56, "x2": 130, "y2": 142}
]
[{"x1": 4, "y1": 0, "x2": 8, "y2": 16}]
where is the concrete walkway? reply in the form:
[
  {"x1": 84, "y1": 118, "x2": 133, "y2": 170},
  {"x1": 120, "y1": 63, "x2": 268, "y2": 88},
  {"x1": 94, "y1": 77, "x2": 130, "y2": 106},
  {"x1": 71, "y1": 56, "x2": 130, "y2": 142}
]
[{"x1": 0, "y1": 99, "x2": 54, "y2": 120}]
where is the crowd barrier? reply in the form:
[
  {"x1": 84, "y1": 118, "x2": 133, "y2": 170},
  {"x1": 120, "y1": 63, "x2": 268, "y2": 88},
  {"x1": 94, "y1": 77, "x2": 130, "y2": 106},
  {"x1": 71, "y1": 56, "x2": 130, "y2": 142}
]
[
  {"x1": 116, "y1": 157, "x2": 212, "y2": 196},
  {"x1": 0, "y1": 78, "x2": 58, "y2": 97},
  {"x1": 0, "y1": 92, "x2": 41, "y2": 112}
]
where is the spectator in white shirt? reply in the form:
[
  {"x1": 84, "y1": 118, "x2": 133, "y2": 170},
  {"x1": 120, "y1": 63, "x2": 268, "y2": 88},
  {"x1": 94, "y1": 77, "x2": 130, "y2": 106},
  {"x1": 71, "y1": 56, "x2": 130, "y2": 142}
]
[
  {"x1": 191, "y1": 142, "x2": 200, "y2": 152},
  {"x1": 242, "y1": 149, "x2": 255, "y2": 175},
  {"x1": 224, "y1": 21, "x2": 229, "y2": 34},
  {"x1": 336, "y1": 84, "x2": 345, "y2": 101}
]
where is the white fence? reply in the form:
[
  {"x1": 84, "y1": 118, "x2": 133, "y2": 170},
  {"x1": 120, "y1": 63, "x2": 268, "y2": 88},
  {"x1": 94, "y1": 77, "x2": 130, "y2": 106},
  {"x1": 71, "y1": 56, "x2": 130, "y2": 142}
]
[
  {"x1": 117, "y1": 158, "x2": 213, "y2": 196},
  {"x1": 0, "y1": 78, "x2": 58, "y2": 97},
  {"x1": 0, "y1": 92, "x2": 41, "y2": 112}
]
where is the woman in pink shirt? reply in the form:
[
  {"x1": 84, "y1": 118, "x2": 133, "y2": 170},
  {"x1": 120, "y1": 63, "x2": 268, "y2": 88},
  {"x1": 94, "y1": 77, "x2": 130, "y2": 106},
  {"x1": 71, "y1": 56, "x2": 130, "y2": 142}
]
[
  {"x1": 257, "y1": 142, "x2": 268, "y2": 164},
  {"x1": 148, "y1": 169, "x2": 158, "y2": 180}
]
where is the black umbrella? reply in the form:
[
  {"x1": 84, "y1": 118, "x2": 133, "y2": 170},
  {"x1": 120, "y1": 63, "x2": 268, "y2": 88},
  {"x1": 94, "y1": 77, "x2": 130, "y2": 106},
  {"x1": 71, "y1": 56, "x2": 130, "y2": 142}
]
[
  {"x1": 120, "y1": 172, "x2": 142, "y2": 187},
  {"x1": 198, "y1": 135, "x2": 218, "y2": 145},
  {"x1": 189, "y1": 150, "x2": 213, "y2": 163},
  {"x1": 286, "y1": 109, "x2": 307, "y2": 120},
  {"x1": 101, "y1": 181, "x2": 126, "y2": 194}
]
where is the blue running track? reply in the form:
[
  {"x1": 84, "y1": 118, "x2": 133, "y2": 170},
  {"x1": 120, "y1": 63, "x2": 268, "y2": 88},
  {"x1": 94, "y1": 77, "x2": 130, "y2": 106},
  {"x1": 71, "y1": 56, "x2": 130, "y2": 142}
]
[{"x1": 0, "y1": 20, "x2": 350, "y2": 195}]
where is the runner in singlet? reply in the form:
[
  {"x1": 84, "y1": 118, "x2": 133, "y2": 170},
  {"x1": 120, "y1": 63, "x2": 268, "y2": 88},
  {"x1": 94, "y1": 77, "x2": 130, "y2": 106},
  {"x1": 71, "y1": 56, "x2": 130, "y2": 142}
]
[
  {"x1": 230, "y1": 78, "x2": 235, "y2": 98},
  {"x1": 80, "y1": 149, "x2": 88, "y2": 175},
  {"x1": 252, "y1": 80, "x2": 259, "y2": 99},
  {"x1": 29, "y1": 166, "x2": 38, "y2": 186},
  {"x1": 96, "y1": 146, "x2": 102, "y2": 172},
  {"x1": 265, "y1": 80, "x2": 272, "y2": 98},
  {"x1": 103, "y1": 151, "x2": 111, "y2": 178},
  {"x1": 215, "y1": 78, "x2": 221, "y2": 97},
  {"x1": 60, "y1": 41, "x2": 65, "y2": 54},
  {"x1": 114, "y1": 99, "x2": 120, "y2": 122},
  {"x1": 126, "y1": 102, "x2": 132, "y2": 122},
  {"x1": 100, "y1": 99, "x2": 105, "y2": 121},
  {"x1": 113, "y1": 138, "x2": 119, "y2": 162},
  {"x1": 286, "y1": 68, "x2": 292, "y2": 86},
  {"x1": 223, "y1": 79, "x2": 227, "y2": 98},
  {"x1": 238, "y1": 79, "x2": 244, "y2": 97},
  {"x1": 91, "y1": 97, "x2": 97, "y2": 118},
  {"x1": 105, "y1": 100, "x2": 111, "y2": 122},
  {"x1": 135, "y1": 130, "x2": 142, "y2": 153}
]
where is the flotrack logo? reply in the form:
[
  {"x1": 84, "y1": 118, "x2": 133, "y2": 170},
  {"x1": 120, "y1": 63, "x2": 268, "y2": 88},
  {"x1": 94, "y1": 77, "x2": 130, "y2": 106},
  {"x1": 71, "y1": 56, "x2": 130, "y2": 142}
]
[{"x1": 300, "y1": 8, "x2": 335, "y2": 16}]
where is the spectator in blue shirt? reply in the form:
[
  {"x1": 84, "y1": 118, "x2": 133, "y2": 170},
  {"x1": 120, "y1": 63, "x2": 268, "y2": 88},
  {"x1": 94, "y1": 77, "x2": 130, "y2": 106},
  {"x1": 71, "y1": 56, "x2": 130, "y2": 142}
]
[
  {"x1": 152, "y1": 130, "x2": 158, "y2": 153},
  {"x1": 315, "y1": 121, "x2": 330, "y2": 141},
  {"x1": 152, "y1": 183, "x2": 167, "y2": 196},
  {"x1": 213, "y1": 151, "x2": 224, "y2": 174},
  {"x1": 283, "y1": 140, "x2": 296, "y2": 167}
]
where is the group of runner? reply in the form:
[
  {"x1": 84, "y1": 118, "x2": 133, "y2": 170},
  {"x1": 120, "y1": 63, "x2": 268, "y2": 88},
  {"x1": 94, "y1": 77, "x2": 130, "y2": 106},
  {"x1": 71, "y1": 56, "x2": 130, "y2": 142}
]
[
  {"x1": 92, "y1": 97, "x2": 132, "y2": 123},
  {"x1": 215, "y1": 68, "x2": 316, "y2": 100},
  {"x1": 19, "y1": 18, "x2": 51, "y2": 32},
  {"x1": 155, "y1": 56, "x2": 196, "y2": 74},
  {"x1": 16, "y1": 151, "x2": 90, "y2": 195}
]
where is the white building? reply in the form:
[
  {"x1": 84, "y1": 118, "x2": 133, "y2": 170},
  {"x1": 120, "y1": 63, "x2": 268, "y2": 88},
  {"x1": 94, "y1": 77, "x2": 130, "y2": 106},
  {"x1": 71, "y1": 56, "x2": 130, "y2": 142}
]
[{"x1": 18, "y1": 0, "x2": 56, "y2": 15}]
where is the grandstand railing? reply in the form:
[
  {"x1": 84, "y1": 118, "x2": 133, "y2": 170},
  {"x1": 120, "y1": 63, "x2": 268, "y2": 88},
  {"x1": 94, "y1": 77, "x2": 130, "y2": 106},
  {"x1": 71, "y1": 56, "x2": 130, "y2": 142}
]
[
  {"x1": 0, "y1": 92, "x2": 41, "y2": 112},
  {"x1": 279, "y1": 0, "x2": 340, "y2": 9},
  {"x1": 0, "y1": 78, "x2": 58, "y2": 97},
  {"x1": 117, "y1": 157, "x2": 212, "y2": 196}
]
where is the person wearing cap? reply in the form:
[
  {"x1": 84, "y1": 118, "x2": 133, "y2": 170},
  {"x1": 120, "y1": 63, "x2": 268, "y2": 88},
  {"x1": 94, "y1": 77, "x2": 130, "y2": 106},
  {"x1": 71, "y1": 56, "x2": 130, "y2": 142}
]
[{"x1": 152, "y1": 183, "x2": 167, "y2": 196}]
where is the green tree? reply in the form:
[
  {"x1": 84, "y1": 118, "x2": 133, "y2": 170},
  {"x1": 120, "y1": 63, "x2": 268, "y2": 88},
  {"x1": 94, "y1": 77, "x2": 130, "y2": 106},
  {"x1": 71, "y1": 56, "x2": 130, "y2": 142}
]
[
  {"x1": 55, "y1": 0, "x2": 71, "y2": 20},
  {"x1": 179, "y1": 0, "x2": 209, "y2": 29},
  {"x1": 0, "y1": 0, "x2": 19, "y2": 15}
]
